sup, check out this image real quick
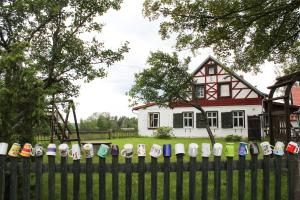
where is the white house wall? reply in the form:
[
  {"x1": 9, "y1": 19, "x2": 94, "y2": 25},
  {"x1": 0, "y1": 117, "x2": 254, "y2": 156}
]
[{"x1": 137, "y1": 105, "x2": 263, "y2": 138}]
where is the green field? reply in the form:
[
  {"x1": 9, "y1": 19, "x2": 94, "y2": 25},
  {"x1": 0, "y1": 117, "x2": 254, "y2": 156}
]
[{"x1": 32, "y1": 136, "x2": 288, "y2": 199}]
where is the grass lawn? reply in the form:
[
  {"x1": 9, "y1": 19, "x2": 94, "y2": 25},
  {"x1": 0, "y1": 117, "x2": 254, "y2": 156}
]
[{"x1": 33, "y1": 136, "x2": 288, "y2": 199}]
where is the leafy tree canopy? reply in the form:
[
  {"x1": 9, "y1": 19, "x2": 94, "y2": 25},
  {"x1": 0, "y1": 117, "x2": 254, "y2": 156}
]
[
  {"x1": 0, "y1": 0, "x2": 128, "y2": 142},
  {"x1": 143, "y1": 0, "x2": 300, "y2": 73}
]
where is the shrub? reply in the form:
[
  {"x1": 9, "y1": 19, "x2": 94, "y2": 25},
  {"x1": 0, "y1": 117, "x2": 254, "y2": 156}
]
[
  {"x1": 224, "y1": 134, "x2": 242, "y2": 142},
  {"x1": 153, "y1": 126, "x2": 174, "y2": 139}
]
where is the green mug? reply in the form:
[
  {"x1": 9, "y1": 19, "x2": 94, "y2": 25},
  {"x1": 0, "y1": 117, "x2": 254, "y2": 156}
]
[
  {"x1": 97, "y1": 144, "x2": 109, "y2": 158},
  {"x1": 225, "y1": 143, "x2": 234, "y2": 157}
]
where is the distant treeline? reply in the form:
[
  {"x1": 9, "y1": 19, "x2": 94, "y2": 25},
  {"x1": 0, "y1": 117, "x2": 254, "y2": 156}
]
[{"x1": 78, "y1": 112, "x2": 137, "y2": 132}]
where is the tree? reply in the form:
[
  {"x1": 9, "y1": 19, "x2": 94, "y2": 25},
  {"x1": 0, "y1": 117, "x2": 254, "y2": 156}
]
[
  {"x1": 128, "y1": 51, "x2": 215, "y2": 144},
  {"x1": 0, "y1": 0, "x2": 128, "y2": 143},
  {"x1": 143, "y1": 0, "x2": 300, "y2": 73}
]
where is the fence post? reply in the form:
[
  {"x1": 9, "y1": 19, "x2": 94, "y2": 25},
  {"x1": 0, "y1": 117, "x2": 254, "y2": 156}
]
[
  {"x1": 294, "y1": 156, "x2": 300, "y2": 199},
  {"x1": 125, "y1": 157, "x2": 132, "y2": 200},
  {"x1": 202, "y1": 156, "x2": 209, "y2": 200},
  {"x1": 274, "y1": 155, "x2": 282, "y2": 200},
  {"x1": 35, "y1": 156, "x2": 43, "y2": 200},
  {"x1": 73, "y1": 159, "x2": 81, "y2": 200},
  {"x1": 138, "y1": 156, "x2": 145, "y2": 200},
  {"x1": 112, "y1": 154, "x2": 119, "y2": 200},
  {"x1": 214, "y1": 155, "x2": 221, "y2": 200},
  {"x1": 263, "y1": 155, "x2": 270, "y2": 200},
  {"x1": 86, "y1": 157, "x2": 93, "y2": 200},
  {"x1": 22, "y1": 157, "x2": 30, "y2": 200},
  {"x1": 238, "y1": 155, "x2": 246, "y2": 200},
  {"x1": 48, "y1": 156, "x2": 55, "y2": 200},
  {"x1": 189, "y1": 156, "x2": 196, "y2": 200},
  {"x1": 226, "y1": 156, "x2": 233, "y2": 200},
  {"x1": 176, "y1": 154, "x2": 184, "y2": 200},
  {"x1": 61, "y1": 156, "x2": 68, "y2": 200},
  {"x1": 9, "y1": 157, "x2": 18, "y2": 200},
  {"x1": 163, "y1": 156, "x2": 170, "y2": 200},
  {"x1": 250, "y1": 154, "x2": 258, "y2": 200},
  {"x1": 151, "y1": 156, "x2": 158, "y2": 200},
  {"x1": 287, "y1": 153, "x2": 297, "y2": 200},
  {"x1": 99, "y1": 157, "x2": 106, "y2": 200},
  {"x1": 0, "y1": 155, "x2": 5, "y2": 200}
]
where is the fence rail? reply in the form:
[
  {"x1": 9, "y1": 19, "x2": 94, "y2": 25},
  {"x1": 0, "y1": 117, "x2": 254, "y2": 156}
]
[{"x1": 0, "y1": 154, "x2": 298, "y2": 200}]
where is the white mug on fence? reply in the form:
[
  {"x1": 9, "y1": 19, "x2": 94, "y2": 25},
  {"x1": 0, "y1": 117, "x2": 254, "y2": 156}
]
[
  {"x1": 175, "y1": 143, "x2": 185, "y2": 155},
  {"x1": 83, "y1": 143, "x2": 94, "y2": 158},
  {"x1": 260, "y1": 141, "x2": 273, "y2": 156},
  {"x1": 202, "y1": 143, "x2": 211, "y2": 157},
  {"x1": 273, "y1": 141, "x2": 285, "y2": 156},
  {"x1": 137, "y1": 144, "x2": 146, "y2": 157},
  {"x1": 0, "y1": 143, "x2": 8, "y2": 155},
  {"x1": 59, "y1": 143, "x2": 69, "y2": 157},
  {"x1": 69, "y1": 144, "x2": 81, "y2": 160},
  {"x1": 213, "y1": 143, "x2": 223, "y2": 156},
  {"x1": 149, "y1": 144, "x2": 162, "y2": 158},
  {"x1": 189, "y1": 143, "x2": 198, "y2": 157},
  {"x1": 121, "y1": 144, "x2": 133, "y2": 158}
]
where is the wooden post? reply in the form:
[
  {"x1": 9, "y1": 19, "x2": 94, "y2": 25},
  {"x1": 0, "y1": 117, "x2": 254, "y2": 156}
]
[
  {"x1": 226, "y1": 157, "x2": 233, "y2": 200},
  {"x1": 176, "y1": 154, "x2": 184, "y2": 200},
  {"x1": 61, "y1": 156, "x2": 68, "y2": 200},
  {"x1": 73, "y1": 159, "x2": 80, "y2": 200},
  {"x1": 48, "y1": 156, "x2": 55, "y2": 200},
  {"x1": 189, "y1": 156, "x2": 196, "y2": 200},
  {"x1": 202, "y1": 156, "x2": 209, "y2": 200},
  {"x1": 263, "y1": 155, "x2": 270, "y2": 200},
  {"x1": 287, "y1": 153, "x2": 296, "y2": 200},
  {"x1": 250, "y1": 154, "x2": 258, "y2": 200},
  {"x1": 138, "y1": 156, "x2": 145, "y2": 200},
  {"x1": 163, "y1": 156, "x2": 170, "y2": 200},
  {"x1": 86, "y1": 157, "x2": 93, "y2": 200},
  {"x1": 9, "y1": 157, "x2": 18, "y2": 200},
  {"x1": 99, "y1": 157, "x2": 106, "y2": 200},
  {"x1": 238, "y1": 155, "x2": 246, "y2": 200},
  {"x1": 214, "y1": 155, "x2": 221, "y2": 200},
  {"x1": 151, "y1": 156, "x2": 158, "y2": 200},
  {"x1": 125, "y1": 157, "x2": 132, "y2": 200},
  {"x1": 112, "y1": 155, "x2": 119, "y2": 200},
  {"x1": 35, "y1": 156, "x2": 43, "y2": 200},
  {"x1": 0, "y1": 155, "x2": 6, "y2": 200},
  {"x1": 22, "y1": 157, "x2": 30, "y2": 200},
  {"x1": 274, "y1": 155, "x2": 282, "y2": 200}
]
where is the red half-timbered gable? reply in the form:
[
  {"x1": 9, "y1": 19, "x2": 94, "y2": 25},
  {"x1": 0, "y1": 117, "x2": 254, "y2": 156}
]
[{"x1": 193, "y1": 56, "x2": 266, "y2": 106}]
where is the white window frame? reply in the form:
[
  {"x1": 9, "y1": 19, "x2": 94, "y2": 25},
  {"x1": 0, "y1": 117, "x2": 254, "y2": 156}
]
[
  {"x1": 207, "y1": 65, "x2": 216, "y2": 75},
  {"x1": 207, "y1": 111, "x2": 218, "y2": 128},
  {"x1": 148, "y1": 112, "x2": 160, "y2": 128},
  {"x1": 195, "y1": 85, "x2": 205, "y2": 98},
  {"x1": 183, "y1": 112, "x2": 193, "y2": 128},
  {"x1": 219, "y1": 83, "x2": 231, "y2": 97},
  {"x1": 232, "y1": 110, "x2": 245, "y2": 128}
]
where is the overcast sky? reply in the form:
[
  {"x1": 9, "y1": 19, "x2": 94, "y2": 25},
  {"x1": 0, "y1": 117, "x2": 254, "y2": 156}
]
[{"x1": 74, "y1": 0, "x2": 277, "y2": 120}]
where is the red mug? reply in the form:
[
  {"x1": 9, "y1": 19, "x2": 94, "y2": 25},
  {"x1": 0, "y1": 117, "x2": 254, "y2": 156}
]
[{"x1": 286, "y1": 142, "x2": 299, "y2": 154}]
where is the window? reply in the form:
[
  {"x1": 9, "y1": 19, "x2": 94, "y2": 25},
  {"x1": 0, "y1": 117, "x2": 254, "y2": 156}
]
[
  {"x1": 233, "y1": 111, "x2": 245, "y2": 128},
  {"x1": 183, "y1": 112, "x2": 193, "y2": 128},
  {"x1": 195, "y1": 84, "x2": 205, "y2": 98},
  {"x1": 207, "y1": 111, "x2": 218, "y2": 128},
  {"x1": 207, "y1": 65, "x2": 216, "y2": 75},
  {"x1": 149, "y1": 113, "x2": 159, "y2": 128},
  {"x1": 219, "y1": 83, "x2": 231, "y2": 97}
]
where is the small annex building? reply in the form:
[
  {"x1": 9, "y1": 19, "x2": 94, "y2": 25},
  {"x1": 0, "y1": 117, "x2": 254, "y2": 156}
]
[{"x1": 133, "y1": 56, "x2": 267, "y2": 138}]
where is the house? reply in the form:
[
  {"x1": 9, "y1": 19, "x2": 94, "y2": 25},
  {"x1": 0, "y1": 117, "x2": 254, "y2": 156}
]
[{"x1": 133, "y1": 56, "x2": 267, "y2": 138}]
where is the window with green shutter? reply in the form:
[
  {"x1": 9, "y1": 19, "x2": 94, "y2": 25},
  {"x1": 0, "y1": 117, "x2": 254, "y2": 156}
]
[
  {"x1": 173, "y1": 113, "x2": 183, "y2": 128},
  {"x1": 196, "y1": 113, "x2": 207, "y2": 128},
  {"x1": 221, "y1": 112, "x2": 233, "y2": 128}
]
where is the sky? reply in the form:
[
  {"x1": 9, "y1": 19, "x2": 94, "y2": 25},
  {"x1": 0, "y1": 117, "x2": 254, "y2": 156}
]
[{"x1": 74, "y1": 0, "x2": 277, "y2": 120}]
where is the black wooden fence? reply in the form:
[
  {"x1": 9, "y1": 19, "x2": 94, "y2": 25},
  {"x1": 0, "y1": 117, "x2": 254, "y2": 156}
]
[{"x1": 0, "y1": 154, "x2": 298, "y2": 200}]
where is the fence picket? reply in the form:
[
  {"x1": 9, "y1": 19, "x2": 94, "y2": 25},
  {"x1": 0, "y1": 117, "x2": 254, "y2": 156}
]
[
  {"x1": 61, "y1": 156, "x2": 68, "y2": 200},
  {"x1": 138, "y1": 157, "x2": 145, "y2": 200},
  {"x1": 151, "y1": 156, "x2": 158, "y2": 200},
  {"x1": 0, "y1": 155, "x2": 5, "y2": 200},
  {"x1": 250, "y1": 154, "x2": 258, "y2": 200},
  {"x1": 214, "y1": 156, "x2": 221, "y2": 200},
  {"x1": 287, "y1": 153, "x2": 296, "y2": 200},
  {"x1": 112, "y1": 155, "x2": 119, "y2": 200},
  {"x1": 99, "y1": 157, "x2": 106, "y2": 200},
  {"x1": 263, "y1": 155, "x2": 270, "y2": 200},
  {"x1": 274, "y1": 155, "x2": 282, "y2": 200},
  {"x1": 163, "y1": 156, "x2": 170, "y2": 200},
  {"x1": 23, "y1": 157, "x2": 30, "y2": 200},
  {"x1": 189, "y1": 157, "x2": 196, "y2": 200},
  {"x1": 86, "y1": 158, "x2": 93, "y2": 200},
  {"x1": 35, "y1": 156, "x2": 43, "y2": 200},
  {"x1": 73, "y1": 159, "x2": 80, "y2": 200},
  {"x1": 176, "y1": 154, "x2": 184, "y2": 200},
  {"x1": 201, "y1": 156, "x2": 209, "y2": 200},
  {"x1": 125, "y1": 157, "x2": 132, "y2": 200},
  {"x1": 9, "y1": 157, "x2": 18, "y2": 200},
  {"x1": 238, "y1": 155, "x2": 246, "y2": 200},
  {"x1": 48, "y1": 156, "x2": 55, "y2": 200},
  {"x1": 226, "y1": 157, "x2": 233, "y2": 200}
]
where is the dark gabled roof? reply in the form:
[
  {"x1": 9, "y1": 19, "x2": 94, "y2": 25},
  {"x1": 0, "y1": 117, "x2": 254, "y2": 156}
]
[{"x1": 192, "y1": 56, "x2": 267, "y2": 97}]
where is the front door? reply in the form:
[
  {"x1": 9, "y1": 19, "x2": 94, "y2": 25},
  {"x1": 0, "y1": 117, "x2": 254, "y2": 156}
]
[{"x1": 248, "y1": 115, "x2": 261, "y2": 140}]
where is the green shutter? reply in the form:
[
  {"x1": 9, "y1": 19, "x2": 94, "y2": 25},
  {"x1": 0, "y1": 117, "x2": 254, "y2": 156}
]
[
  {"x1": 173, "y1": 113, "x2": 183, "y2": 128},
  {"x1": 196, "y1": 113, "x2": 207, "y2": 128},
  {"x1": 221, "y1": 112, "x2": 233, "y2": 128}
]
